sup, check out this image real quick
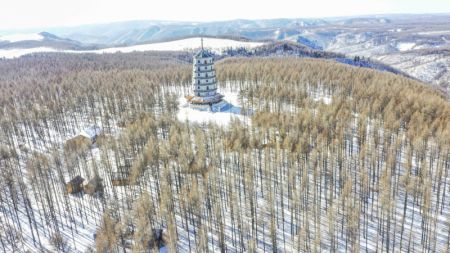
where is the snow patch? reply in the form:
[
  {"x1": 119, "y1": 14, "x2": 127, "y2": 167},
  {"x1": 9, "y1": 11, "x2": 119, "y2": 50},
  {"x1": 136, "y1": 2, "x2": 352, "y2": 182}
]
[
  {"x1": 397, "y1": 42, "x2": 416, "y2": 51},
  {"x1": 177, "y1": 102, "x2": 244, "y2": 126},
  {"x1": 0, "y1": 33, "x2": 44, "y2": 42},
  {"x1": 313, "y1": 96, "x2": 332, "y2": 104}
]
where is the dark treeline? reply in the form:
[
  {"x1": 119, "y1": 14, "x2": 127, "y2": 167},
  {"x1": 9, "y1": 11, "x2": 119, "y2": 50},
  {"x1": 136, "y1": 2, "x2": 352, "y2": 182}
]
[{"x1": 0, "y1": 53, "x2": 449, "y2": 252}]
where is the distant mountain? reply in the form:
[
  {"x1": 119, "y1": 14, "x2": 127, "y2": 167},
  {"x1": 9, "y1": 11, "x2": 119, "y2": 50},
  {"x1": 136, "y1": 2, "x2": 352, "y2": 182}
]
[
  {"x1": 336, "y1": 17, "x2": 391, "y2": 25},
  {"x1": 0, "y1": 32, "x2": 96, "y2": 50},
  {"x1": 0, "y1": 36, "x2": 264, "y2": 59},
  {"x1": 43, "y1": 19, "x2": 328, "y2": 45}
]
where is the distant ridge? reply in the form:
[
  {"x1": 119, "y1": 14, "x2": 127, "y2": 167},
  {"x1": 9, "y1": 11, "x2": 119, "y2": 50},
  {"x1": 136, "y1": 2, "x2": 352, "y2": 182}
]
[{"x1": 0, "y1": 32, "x2": 97, "y2": 50}]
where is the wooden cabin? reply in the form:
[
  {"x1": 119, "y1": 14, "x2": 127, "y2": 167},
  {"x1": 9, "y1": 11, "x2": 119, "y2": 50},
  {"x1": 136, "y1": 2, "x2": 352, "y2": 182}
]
[
  {"x1": 83, "y1": 176, "x2": 103, "y2": 195},
  {"x1": 66, "y1": 176, "x2": 84, "y2": 194},
  {"x1": 64, "y1": 125, "x2": 102, "y2": 153},
  {"x1": 154, "y1": 229, "x2": 169, "y2": 245},
  {"x1": 148, "y1": 229, "x2": 169, "y2": 249}
]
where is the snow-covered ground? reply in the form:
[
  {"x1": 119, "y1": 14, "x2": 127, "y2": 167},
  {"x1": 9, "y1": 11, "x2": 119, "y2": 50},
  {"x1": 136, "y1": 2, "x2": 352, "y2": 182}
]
[
  {"x1": 176, "y1": 89, "x2": 247, "y2": 126},
  {"x1": 0, "y1": 33, "x2": 44, "y2": 42},
  {"x1": 0, "y1": 37, "x2": 264, "y2": 59}
]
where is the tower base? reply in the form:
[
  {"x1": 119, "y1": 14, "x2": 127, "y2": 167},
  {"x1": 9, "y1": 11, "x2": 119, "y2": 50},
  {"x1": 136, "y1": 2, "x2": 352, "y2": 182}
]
[
  {"x1": 185, "y1": 94, "x2": 224, "y2": 105},
  {"x1": 189, "y1": 100, "x2": 231, "y2": 112}
]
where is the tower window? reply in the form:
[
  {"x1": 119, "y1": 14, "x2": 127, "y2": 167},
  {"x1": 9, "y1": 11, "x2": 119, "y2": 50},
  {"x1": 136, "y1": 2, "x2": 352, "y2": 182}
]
[{"x1": 198, "y1": 80, "x2": 200, "y2": 84}]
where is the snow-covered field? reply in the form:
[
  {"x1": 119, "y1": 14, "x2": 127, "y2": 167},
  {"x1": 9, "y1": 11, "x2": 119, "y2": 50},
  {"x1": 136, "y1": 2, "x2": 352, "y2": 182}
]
[
  {"x1": 0, "y1": 47, "x2": 58, "y2": 59},
  {"x1": 0, "y1": 37, "x2": 264, "y2": 59},
  {"x1": 96, "y1": 37, "x2": 263, "y2": 54}
]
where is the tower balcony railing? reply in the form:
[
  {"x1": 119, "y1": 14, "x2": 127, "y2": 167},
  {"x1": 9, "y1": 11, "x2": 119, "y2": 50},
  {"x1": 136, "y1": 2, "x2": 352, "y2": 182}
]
[
  {"x1": 193, "y1": 62, "x2": 214, "y2": 67},
  {"x1": 193, "y1": 66, "x2": 215, "y2": 71},
  {"x1": 193, "y1": 74, "x2": 216, "y2": 79},
  {"x1": 194, "y1": 81, "x2": 217, "y2": 86},
  {"x1": 194, "y1": 87, "x2": 217, "y2": 92}
]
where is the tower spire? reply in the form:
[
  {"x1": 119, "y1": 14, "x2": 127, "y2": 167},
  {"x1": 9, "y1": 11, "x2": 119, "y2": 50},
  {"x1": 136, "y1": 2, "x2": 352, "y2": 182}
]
[{"x1": 201, "y1": 37, "x2": 204, "y2": 50}]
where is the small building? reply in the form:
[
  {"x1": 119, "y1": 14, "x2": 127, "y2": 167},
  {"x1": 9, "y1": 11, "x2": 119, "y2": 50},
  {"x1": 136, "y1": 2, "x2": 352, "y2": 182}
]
[
  {"x1": 78, "y1": 124, "x2": 102, "y2": 143},
  {"x1": 66, "y1": 176, "x2": 84, "y2": 194},
  {"x1": 64, "y1": 124, "x2": 102, "y2": 152},
  {"x1": 83, "y1": 176, "x2": 104, "y2": 195}
]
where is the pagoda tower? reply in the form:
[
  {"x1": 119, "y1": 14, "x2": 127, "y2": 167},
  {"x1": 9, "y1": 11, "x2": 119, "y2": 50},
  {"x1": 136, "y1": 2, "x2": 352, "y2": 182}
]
[{"x1": 186, "y1": 38, "x2": 224, "y2": 106}]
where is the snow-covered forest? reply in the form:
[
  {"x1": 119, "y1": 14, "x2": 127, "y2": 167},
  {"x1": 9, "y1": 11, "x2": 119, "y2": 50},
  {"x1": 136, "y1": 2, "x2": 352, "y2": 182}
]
[{"x1": 0, "y1": 52, "x2": 449, "y2": 252}]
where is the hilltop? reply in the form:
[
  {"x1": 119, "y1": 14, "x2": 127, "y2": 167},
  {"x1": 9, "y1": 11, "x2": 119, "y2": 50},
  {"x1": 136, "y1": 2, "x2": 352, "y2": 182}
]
[{"x1": 0, "y1": 52, "x2": 449, "y2": 252}]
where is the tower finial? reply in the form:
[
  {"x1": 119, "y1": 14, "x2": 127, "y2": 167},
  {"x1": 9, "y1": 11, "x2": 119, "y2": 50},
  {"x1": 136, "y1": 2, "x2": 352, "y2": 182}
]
[{"x1": 201, "y1": 37, "x2": 204, "y2": 50}]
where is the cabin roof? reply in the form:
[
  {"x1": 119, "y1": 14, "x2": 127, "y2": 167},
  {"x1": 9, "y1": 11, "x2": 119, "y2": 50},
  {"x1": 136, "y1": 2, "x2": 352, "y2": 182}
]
[
  {"x1": 69, "y1": 175, "x2": 84, "y2": 185},
  {"x1": 79, "y1": 124, "x2": 102, "y2": 139}
]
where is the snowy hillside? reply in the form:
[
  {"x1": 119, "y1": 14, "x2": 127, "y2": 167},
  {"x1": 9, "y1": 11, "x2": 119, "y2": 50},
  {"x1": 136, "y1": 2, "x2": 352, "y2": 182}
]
[
  {"x1": 0, "y1": 37, "x2": 264, "y2": 59},
  {"x1": 0, "y1": 32, "x2": 90, "y2": 55},
  {"x1": 0, "y1": 52, "x2": 449, "y2": 253},
  {"x1": 94, "y1": 37, "x2": 264, "y2": 54}
]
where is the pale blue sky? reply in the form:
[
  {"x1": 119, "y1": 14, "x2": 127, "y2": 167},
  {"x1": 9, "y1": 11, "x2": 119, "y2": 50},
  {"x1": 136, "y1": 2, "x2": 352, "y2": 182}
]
[{"x1": 1, "y1": 0, "x2": 449, "y2": 30}]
